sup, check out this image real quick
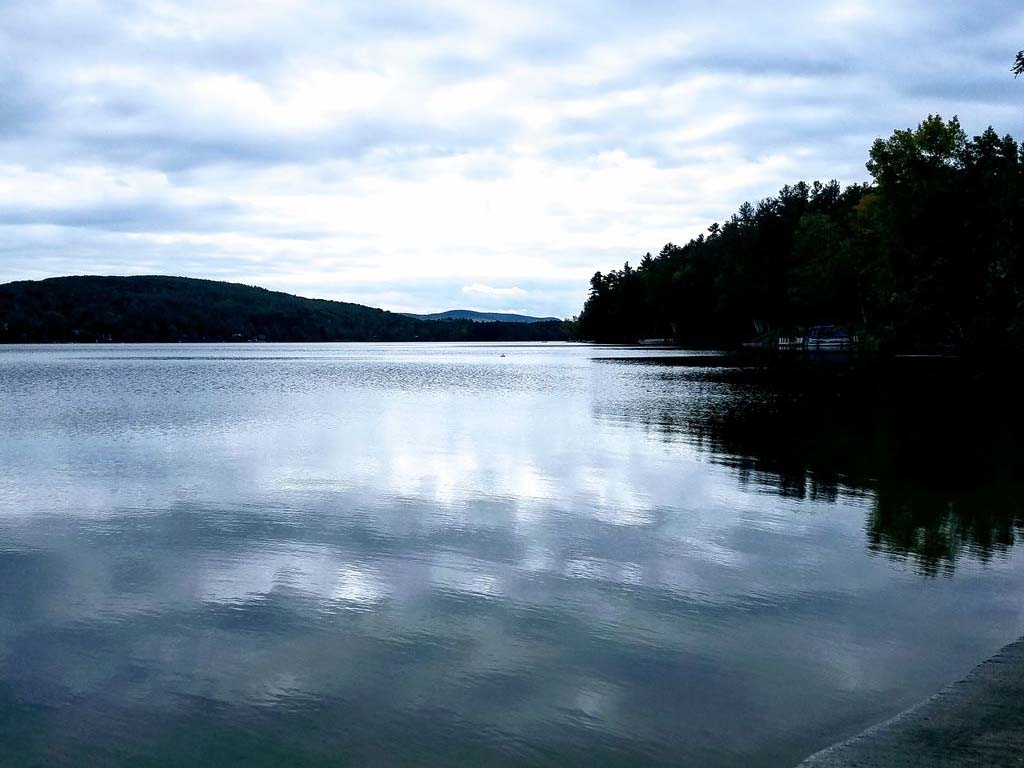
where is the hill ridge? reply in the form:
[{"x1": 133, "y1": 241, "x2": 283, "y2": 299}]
[
  {"x1": 404, "y1": 309, "x2": 560, "y2": 323},
  {"x1": 0, "y1": 275, "x2": 573, "y2": 343}
]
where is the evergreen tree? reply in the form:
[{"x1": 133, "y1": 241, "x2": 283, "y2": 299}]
[{"x1": 577, "y1": 116, "x2": 1024, "y2": 353}]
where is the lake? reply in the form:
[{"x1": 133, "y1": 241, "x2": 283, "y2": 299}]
[{"x1": 1, "y1": 343, "x2": 1022, "y2": 767}]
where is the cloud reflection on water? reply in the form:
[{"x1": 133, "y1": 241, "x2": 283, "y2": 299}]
[{"x1": 1, "y1": 344, "x2": 1023, "y2": 767}]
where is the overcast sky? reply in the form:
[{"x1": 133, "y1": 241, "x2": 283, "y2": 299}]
[{"x1": 1, "y1": 1, "x2": 1022, "y2": 316}]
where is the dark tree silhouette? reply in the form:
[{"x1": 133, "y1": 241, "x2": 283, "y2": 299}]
[
  {"x1": 578, "y1": 116, "x2": 1024, "y2": 354},
  {"x1": 0, "y1": 276, "x2": 575, "y2": 343},
  {"x1": 1014, "y1": 50, "x2": 1024, "y2": 76}
]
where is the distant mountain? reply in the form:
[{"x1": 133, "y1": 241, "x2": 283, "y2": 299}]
[
  {"x1": 0, "y1": 276, "x2": 574, "y2": 343},
  {"x1": 404, "y1": 309, "x2": 561, "y2": 323}
]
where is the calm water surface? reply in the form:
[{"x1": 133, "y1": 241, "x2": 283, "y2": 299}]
[{"x1": 1, "y1": 343, "x2": 1022, "y2": 767}]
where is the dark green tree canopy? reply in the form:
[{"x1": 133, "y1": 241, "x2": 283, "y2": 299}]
[
  {"x1": 1014, "y1": 50, "x2": 1024, "y2": 76},
  {"x1": 0, "y1": 276, "x2": 575, "y2": 343},
  {"x1": 577, "y1": 116, "x2": 1024, "y2": 354}
]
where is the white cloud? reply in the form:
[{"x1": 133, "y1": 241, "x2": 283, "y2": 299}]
[
  {"x1": 1, "y1": 0, "x2": 1022, "y2": 315},
  {"x1": 461, "y1": 283, "x2": 527, "y2": 298}
]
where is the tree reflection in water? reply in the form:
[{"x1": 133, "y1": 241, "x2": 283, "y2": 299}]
[{"x1": 596, "y1": 355, "x2": 1024, "y2": 575}]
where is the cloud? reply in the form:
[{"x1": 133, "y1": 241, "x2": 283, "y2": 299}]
[
  {"x1": 1, "y1": 0, "x2": 1022, "y2": 316},
  {"x1": 461, "y1": 284, "x2": 528, "y2": 298},
  {"x1": 0, "y1": 199, "x2": 239, "y2": 233}
]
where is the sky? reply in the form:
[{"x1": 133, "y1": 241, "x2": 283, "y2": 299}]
[{"x1": 1, "y1": 1, "x2": 1022, "y2": 318}]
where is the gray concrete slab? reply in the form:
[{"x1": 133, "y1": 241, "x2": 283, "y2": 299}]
[{"x1": 798, "y1": 637, "x2": 1024, "y2": 767}]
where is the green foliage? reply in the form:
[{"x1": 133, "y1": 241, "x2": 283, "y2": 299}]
[
  {"x1": 0, "y1": 276, "x2": 574, "y2": 343},
  {"x1": 1014, "y1": 50, "x2": 1024, "y2": 77},
  {"x1": 578, "y1": 116, "x2": 1024, "y2": 353}
]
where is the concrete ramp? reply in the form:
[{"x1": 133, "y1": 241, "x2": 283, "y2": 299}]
[{"x1": 799, "y1": 637, "x2": 1024, "y2": 767}]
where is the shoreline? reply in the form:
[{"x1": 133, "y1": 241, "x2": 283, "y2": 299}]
[{"x1": 797, "y1": 636, "x2": 1024, "y2": 767}]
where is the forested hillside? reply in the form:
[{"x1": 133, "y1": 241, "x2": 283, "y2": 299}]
[
  {"x1": 578, "y1": 116, "x2": 1024, "y2": 352},
  {"x1": 0, "y1": 276, "x2": 573, "y2": 343}
]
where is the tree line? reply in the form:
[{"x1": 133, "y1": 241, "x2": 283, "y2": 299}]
[
  {"x1": 0, "y1": 275, "x2": 574, "y2": 343},
  {"x1": 577, "y1": 116, "x2": 1024, "y2": 353}
]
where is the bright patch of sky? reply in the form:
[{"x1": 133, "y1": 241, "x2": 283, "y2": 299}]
[{"x1": 1, "y1": 1, "x2": 1022, "y2": 316}]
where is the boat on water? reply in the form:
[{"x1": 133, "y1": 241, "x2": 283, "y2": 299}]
[
  {"x1": 637, "y1": 338, "x2": 674, "y2": 346},
  {"x1": 778, "y1": 325, "x2": 856, "y2": 350}
]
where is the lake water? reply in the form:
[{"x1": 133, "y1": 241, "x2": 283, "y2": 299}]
[{"x1": 1, "y1": 343, "x2": 1022, "y2": 767}]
